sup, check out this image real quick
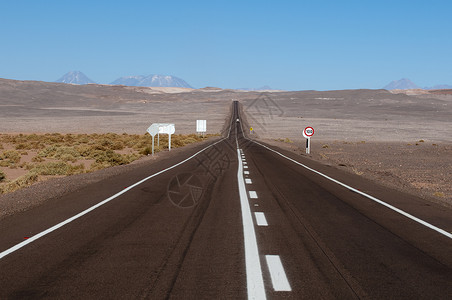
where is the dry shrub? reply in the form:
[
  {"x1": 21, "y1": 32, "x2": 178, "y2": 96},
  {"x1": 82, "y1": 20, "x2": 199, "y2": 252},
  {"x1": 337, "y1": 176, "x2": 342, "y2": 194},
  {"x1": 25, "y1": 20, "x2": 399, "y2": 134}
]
[
  {"x1": 0, "y1": 173, "x2": 39, "y2": 194},
  {"x1": 29, "y1": 161, "x2": 85, "y2": 176},
  {"x1": 0, "y1": 150, "x2": 21, "y2": 167}
]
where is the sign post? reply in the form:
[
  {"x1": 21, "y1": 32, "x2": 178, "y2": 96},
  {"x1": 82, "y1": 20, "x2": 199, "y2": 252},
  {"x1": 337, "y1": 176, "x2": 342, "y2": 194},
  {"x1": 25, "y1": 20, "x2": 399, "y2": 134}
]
[
  {"x1": 146, "y1": 124, "x2": 159, "y2": 155},
  {"x1": 302, "y1": 126, "x2": 314, "y2": 154},
  {"x1": 158, "y1": 124, "x2": 175, "y2": 151},
  {"x1": 250, "y1": 127, "x2": 253, "y2": 134},
  {"x1": 147, "y1": 123, "x2": 176, "y2": 154}
]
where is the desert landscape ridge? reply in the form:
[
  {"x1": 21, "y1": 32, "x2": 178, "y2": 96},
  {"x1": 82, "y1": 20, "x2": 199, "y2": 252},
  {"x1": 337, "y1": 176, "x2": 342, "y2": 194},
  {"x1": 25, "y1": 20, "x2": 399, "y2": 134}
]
[{"x1": 1, "y1": 78, "x2": 451, "y2": 208}]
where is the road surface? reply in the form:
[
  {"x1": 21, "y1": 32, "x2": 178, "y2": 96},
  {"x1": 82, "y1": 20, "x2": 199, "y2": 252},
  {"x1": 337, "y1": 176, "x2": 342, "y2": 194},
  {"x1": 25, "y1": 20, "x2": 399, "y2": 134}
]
[{"x1": 1, "y1": 101, "x2": 451, "y2": 299}]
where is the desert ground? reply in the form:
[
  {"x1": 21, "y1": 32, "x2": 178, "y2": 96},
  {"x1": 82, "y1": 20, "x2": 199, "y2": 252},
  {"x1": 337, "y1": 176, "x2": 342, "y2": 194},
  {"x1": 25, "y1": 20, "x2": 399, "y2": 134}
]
[{"x1": 1, "y1": 78, "x2": 451, "y2": 211}]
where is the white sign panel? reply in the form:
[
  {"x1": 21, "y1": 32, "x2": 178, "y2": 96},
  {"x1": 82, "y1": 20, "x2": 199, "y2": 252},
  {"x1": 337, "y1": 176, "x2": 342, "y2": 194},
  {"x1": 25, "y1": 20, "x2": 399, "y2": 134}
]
[
  {"x1": 158, "y1": 123, "x2": 175, "y2": 135},
  {"x1": 196, "y1": 120, "x2": 207, "y2": 132},
  {"x1": 147, "y1": 124, "x2": 160, "y2": 137},
  {"x1": 147, "y1": 123, "x2": 176, "y2": 154}
]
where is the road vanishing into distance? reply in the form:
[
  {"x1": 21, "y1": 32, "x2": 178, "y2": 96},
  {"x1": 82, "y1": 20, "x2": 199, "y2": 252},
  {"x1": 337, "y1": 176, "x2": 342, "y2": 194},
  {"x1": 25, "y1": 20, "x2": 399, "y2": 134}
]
[{"x1": 1, "y1": 101, "x2": 451, "y2": 299}]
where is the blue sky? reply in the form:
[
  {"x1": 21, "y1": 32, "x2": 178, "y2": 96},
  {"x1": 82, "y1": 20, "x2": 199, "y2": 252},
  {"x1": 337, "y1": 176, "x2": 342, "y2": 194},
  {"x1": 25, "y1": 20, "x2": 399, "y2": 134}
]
[{"x1": 1, "y1": 0, "x2": 451, "y2": 90}]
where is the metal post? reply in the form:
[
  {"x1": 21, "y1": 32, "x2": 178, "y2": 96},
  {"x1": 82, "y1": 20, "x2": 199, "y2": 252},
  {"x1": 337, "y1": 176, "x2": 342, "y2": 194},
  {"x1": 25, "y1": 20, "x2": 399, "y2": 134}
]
[
  {"x1": 169, "y1": 134, "x2": 171, "y2": 151},
  {"x1": 152, "y1": 135, "x2": 155, "y2": 156},
  {"x1": 158, "y1": 132, "x2": 160, "y2": 147},
  {"x1": 306, "y1": 138, "x2": 311, "y2": 154}
]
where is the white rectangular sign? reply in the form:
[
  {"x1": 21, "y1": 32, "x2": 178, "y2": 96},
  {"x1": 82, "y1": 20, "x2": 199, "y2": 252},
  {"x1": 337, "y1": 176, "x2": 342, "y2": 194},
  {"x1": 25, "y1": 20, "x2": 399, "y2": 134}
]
[
  {"x1": 158, "y1": 123, "x2": 175, "y2": 135},
  {"x1": 196, "y1": 120, "x2": 207, "y2": 132}
]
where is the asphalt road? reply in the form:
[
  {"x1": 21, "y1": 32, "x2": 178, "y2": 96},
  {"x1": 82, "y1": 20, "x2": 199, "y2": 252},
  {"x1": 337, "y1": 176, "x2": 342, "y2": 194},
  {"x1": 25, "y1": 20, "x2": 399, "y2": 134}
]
[{"x1": 0, "y1": 101, "x2": 451, "y2": 299}]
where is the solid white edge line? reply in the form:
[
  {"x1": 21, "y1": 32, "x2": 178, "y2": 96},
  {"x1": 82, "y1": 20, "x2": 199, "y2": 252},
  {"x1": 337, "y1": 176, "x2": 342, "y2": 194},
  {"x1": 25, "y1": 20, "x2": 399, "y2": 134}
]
[
  {"x1": 0, "y1": 138, "x2": 227, "y2": 260},
  {"x1": 250, "y1": 139, "x2": 452, "y2": 240},
  {"x1": 255, "y1": 212, "x2": 268, "y2": 226},
  {"x1": 265, "y1": 255, "x2": 292, "y2": 291},
  {"x1": 237, "y1": 149, "x2": 266, "y2": 300}
]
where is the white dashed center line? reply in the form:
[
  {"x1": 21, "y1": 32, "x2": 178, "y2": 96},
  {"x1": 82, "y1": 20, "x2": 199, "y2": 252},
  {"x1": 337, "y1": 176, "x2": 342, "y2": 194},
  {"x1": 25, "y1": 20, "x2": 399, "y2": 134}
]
[
  {"x1": 236, "y1": 149, "x2": 266, "y2": 299},
  {"x1": 266, "y1": 255, "x2": 292, "y2": 291},
  {"x1": 255, "y1": 212, "x2": 268, "y2": 226},
  {"x1": 249, "y1": 191, "x2": 258, "y2": 199},
  {"x1": 245, "y1": 178, "x2": 252, "y2": 184},
  {"x1": 244, "y1": 171, "x2": 249, "y2": 175}
]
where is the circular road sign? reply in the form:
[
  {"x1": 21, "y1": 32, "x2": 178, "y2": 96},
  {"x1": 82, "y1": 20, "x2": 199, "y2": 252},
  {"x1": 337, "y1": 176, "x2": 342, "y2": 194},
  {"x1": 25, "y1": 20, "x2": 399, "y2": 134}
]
[{"x1": 303, "y1": 126, "x2": 314, "y2": 138}]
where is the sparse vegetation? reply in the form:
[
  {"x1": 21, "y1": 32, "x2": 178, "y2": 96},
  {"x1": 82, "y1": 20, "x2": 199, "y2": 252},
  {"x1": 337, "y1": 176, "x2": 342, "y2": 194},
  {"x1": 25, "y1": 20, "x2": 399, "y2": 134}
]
[
  {"x1": 0, "y1": 173, "x2": 39, "y2": 194},
  {"x1": 0, "y1": 150, "x2": 21, "y2": 167},
  {"x1": 0, "y1": 133, "x2": 218, "y2": 194},
  {"x1": 275, "y1": 138, "x2": 294, "y2": 144}
]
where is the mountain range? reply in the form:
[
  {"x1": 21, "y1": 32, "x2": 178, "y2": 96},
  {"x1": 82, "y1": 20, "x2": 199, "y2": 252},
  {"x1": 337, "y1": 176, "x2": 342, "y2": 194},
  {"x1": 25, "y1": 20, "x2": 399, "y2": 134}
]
[
  {"x1": 384, "y1": 78, "x2": 452, "y2": 90},
  {"x1": 55, "y1": 71, "x2": 192, "y2": 88},
  {"x1": 111, "y1": 75, "x2": 192, "y2": 88}
]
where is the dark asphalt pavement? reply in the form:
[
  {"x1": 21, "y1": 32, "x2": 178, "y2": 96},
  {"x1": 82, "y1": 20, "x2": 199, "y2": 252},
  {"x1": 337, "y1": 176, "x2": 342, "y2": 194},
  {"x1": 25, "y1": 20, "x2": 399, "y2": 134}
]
[{"x1": 0, "y1": 101, "x2": 451, "y2": 299}]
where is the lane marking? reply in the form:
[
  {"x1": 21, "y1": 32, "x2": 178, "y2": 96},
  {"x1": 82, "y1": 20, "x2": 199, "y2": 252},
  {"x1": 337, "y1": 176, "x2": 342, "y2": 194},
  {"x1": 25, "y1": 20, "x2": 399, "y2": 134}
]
[
  {"x1": 244, "y1": 171, "x2": 250, "y2": 175},
  {"x1": 245, "y1": 178, "x2": 252, "y2": 184},
  {"x1": 244, "y1": 166, "x2": 249, "y2": 169},
  {"x1": 237, "y1": 149, "x2": 266, "y2": 299},
  {"x1": 265, "y1": 255, "x2": 292, "y2": 291},
  {"x1": 249, "y1": 191, "x2": 258, "y2": 199},
  {"x1": 250, "y1": 140, "x2": 452, "y2": 240},
  {"x1": 0, "y1": 138, "x2": 227, "y2": 260},
  {"x1": 243, "y1": 161, "x2": 247, "y2": 164},
  {"x1": 255, "y1": 212, "x2": 268, "y2": 226}
]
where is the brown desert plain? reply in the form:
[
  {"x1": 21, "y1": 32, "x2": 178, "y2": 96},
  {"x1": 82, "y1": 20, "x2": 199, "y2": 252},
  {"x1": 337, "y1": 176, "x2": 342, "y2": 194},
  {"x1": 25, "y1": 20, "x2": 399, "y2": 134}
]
[{"x1": 0, "y1": 78, "x2": 451, "y2": 218}]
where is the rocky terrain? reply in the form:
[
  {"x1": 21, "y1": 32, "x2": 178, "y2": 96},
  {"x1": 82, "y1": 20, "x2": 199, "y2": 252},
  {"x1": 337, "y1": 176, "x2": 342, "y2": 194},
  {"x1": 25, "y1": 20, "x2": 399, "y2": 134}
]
[{"x1": 1, "y1": 77, "x2": 451, "y2": 208}]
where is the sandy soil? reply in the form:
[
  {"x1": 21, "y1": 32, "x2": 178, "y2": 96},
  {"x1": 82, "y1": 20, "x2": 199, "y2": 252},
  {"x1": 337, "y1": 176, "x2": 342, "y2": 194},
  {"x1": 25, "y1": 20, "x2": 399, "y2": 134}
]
[{"x1": 1, "y1": 78, "x2": 451, "y2": 211}]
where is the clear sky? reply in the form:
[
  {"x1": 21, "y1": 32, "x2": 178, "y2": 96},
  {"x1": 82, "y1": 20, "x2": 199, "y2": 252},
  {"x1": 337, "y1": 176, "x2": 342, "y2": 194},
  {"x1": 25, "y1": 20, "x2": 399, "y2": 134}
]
[{"x1": 1, "y1": 0, "x2": 451, "y2": 90}]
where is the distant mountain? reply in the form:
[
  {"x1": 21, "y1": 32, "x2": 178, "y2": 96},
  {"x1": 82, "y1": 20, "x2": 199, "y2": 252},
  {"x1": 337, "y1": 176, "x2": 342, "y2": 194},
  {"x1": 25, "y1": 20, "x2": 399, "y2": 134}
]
[
  {"x1": 383, "y1": 78, "x2": 419, "y2": 90},
  {"x1": 111, "y1": 74, "x2": 192, "y2": 88},
  {"x1": 238, "y1": 85, "x2": 274, "y2": 91},
  {"x1": 425, "y1": 84, "x2": 452, "y2": 90},
  {"x1": 55, "y1": 71, "x2": 96, "y2": 85}
]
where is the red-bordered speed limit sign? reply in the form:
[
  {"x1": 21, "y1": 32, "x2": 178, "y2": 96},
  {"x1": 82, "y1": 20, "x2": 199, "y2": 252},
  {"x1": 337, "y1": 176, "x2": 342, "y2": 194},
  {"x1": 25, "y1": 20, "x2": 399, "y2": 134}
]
[{"x1": 303, "y1": 126, "x2": 314, "y2": 138}]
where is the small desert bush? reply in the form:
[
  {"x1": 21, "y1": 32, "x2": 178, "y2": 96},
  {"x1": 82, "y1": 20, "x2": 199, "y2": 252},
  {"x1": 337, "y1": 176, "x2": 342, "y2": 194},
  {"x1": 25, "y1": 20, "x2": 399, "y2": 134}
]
[
  {"x1": 28, "y1": 161, "x2": 85, "y2": 176},
  {"x1": 0, "y1": 173, "x2": 39, "y2": 194},
  {"x1": 0, "y1": 150, "x2": 21, "y2": 167},
  {"x1": 38, "y1": 146, "x2": 81, "y2": 162},
  {"x1": 0, "y1": 169, "x2": 6, "y2": 182},
  {"x1": 433, "y1": 192, "x2": 445, "y2": 198}
]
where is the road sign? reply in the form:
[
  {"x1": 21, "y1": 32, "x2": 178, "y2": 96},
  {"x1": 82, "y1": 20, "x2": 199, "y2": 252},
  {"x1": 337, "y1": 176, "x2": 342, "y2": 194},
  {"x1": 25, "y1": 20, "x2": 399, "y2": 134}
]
[
  {"x1": 147, "y1": 124, "x2": 159, "y2": 137},
  {"x1": 147, "y1": 123, "x2": 176, "y2": 155},
  {"x1": 303, "y1": 126, "x2": 314, "y2": 138},
  {"x1": 196, "y1": 120, "x2": 207, "y2": 132},
  {"x1": 302, "y1": 126, "x2": 314, "y2": 154},
  {"x1": 158, "y1": 123, "x2": 175, "y2": 135},
  {"x1": 196, "y1": 120, "x2": 206, "y2": 137}
]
